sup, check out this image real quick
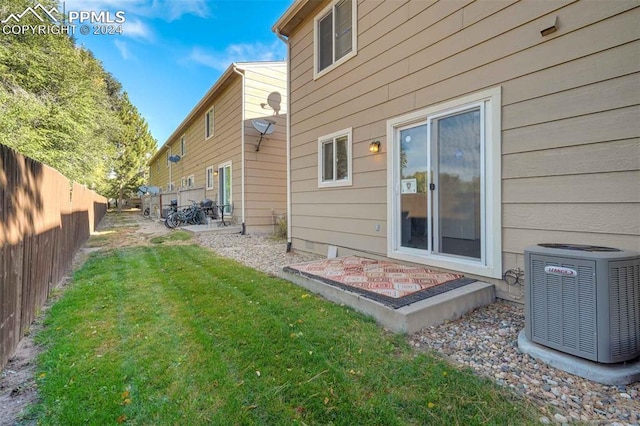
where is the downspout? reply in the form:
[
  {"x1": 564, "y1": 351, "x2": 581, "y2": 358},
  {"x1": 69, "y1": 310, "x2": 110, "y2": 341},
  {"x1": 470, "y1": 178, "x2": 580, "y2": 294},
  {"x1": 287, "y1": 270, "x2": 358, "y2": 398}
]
[
  {"x1": 232, "y1": 65, "x2": 246, "y2": 235},
  {"x1": 275, "y1": 28, "x2": 292, "y2": 252}
]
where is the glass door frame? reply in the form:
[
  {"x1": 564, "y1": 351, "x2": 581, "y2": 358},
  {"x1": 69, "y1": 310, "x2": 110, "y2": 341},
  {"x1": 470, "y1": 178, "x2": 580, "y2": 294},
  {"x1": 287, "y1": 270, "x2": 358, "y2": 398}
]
[
  {"x1": 386, "y1": 87, "x2": 502, "y2": 279},
  {"x1": 218, "y1": 161, "x2": 232, "y2": 214},
  {"x1": 430, "y1": 103, "x2": 485, "y2": 262}
]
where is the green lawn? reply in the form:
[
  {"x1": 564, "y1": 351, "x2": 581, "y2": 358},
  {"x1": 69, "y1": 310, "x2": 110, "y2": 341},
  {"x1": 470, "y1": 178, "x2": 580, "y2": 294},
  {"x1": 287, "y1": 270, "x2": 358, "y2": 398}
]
[{"x1": 29, "y1": 244, "x2": 539, "y2": 425}]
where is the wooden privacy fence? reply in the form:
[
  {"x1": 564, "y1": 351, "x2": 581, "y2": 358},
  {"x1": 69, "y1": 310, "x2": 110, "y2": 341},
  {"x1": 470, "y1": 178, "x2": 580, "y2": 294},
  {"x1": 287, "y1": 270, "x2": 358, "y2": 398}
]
[{"x1": 0, "y1": 144, "x2": 107, "y2": 370}]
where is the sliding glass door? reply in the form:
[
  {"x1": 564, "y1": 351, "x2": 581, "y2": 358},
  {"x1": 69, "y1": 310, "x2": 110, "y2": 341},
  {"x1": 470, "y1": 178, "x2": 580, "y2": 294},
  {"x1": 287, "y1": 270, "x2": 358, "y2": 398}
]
[
  {"x1": 218, "y1": 162, "x2": 232, "y2": 214},
  {"x1": 396, "y1": 105, "x2": 483, "y2": 261}
]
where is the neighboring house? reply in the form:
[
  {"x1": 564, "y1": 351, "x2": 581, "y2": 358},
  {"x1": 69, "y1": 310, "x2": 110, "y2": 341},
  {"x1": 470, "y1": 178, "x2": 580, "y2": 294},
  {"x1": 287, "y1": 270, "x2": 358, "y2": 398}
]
[
  {"x1": 148, "y1": 61, "x2": 287, "y2": 233},
  {"x1": 273, "y1": 0, "x2": 640, "y2": 301}
]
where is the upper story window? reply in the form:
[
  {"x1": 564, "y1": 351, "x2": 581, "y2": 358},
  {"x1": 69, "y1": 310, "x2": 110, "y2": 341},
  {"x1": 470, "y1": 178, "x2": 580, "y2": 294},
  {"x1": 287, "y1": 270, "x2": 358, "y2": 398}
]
[
  {"x1": 180, "y1": 135, "x2": 186, "y2": 156},
  {"x1": 318, "y1": 127, "x2": 352, "y2": 188},
  {"x1": 205, "y1": 107, "x2": 214, "y2": 139},
  {"x1": 314, "y1": 0, "x2": 357, "y2": 78}
]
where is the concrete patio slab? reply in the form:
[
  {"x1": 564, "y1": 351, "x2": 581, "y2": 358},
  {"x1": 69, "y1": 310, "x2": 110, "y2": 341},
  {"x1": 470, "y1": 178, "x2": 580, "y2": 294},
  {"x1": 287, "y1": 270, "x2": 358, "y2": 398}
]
[{"x1": 280, "y1": 261, "x2": 495, "y2": 334}]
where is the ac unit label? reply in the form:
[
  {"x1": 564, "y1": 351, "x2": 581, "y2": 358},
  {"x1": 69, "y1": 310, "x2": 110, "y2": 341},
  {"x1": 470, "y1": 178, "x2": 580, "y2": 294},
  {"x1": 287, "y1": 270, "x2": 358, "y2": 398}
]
[{"x1": 544, "y1": 266, "x2": 577, "y2": 277}]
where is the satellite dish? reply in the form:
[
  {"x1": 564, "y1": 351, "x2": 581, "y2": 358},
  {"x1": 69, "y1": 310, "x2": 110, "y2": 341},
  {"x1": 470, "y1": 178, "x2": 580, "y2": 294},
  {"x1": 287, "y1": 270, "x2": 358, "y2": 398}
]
[
  {"x1": 168, "y1": 155, "x2": 181, "y2": 163},
  {"x1": 251, "y1": 119, "x2": 275, "y2": 151},
  {"x1": 252, "y1": 119, "x2": 275, "y2": 135}
]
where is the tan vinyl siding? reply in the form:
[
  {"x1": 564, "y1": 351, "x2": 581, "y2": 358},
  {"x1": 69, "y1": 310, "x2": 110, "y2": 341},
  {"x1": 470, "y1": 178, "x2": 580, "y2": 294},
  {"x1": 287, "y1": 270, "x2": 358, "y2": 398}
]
[
  {"x1": 243, "y1": 64, "x2": 288, "y2": 232},
  {"x1": 148, "y1": 77, "x2": 242, "y2": 216},
  {"x1": 286, "y1": 0, "x2": 640, "y2": 301},
  {"x1": 147, "y1": 62, "x2": 287, "y2": 232},
  {"x1": 149, "y1": 147, "x2": 172, "y2": 190}
]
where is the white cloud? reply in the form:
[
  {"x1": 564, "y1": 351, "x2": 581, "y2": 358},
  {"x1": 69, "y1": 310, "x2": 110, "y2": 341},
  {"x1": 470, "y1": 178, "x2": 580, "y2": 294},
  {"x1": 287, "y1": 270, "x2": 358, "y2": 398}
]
[
  {"x1": 155, "y1": 0, "x2": 208, "y2": 22},
  {"x1": 114, "y1": 39, "x2": 129, "y2": 59},
  {"x1": 121, "y1": 17, "x2": 153, "y2": 40},
  {"x1": 188, "y1": 42, "x2": 287, "y2": 71}
]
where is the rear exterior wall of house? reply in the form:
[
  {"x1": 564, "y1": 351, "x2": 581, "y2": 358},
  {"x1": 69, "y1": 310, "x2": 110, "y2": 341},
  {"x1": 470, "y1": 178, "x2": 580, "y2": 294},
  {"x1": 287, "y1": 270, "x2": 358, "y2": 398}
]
[
  {"x1": 148, "y1": 62, "x2": 288, "y2": 233},
  {"x1": 285, "y1": 0, "x2": 640, "y2": 302},
  {"x1": 243, "y1": 65, "x2": 288, "y2": 232},
  {"x1": 149, "y1": 77, "x2": 243, "y2": 221}
]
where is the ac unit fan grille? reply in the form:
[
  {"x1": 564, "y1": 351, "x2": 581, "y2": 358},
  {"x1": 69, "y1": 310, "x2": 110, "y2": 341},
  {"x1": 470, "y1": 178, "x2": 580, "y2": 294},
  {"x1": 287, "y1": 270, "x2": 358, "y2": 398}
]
[
  {"x1": 609, "y1": 261, "x2": 640, "y2": 359},
  {"x1": 529, "y1": 258, "x2": 597, "y2": 360}
]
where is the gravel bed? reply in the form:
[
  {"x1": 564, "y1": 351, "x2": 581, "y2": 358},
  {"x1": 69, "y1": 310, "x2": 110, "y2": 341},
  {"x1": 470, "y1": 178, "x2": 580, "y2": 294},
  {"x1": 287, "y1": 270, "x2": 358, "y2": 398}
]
[
  {"x1": 194, "y1": 232, "x2": 639, "y2": 424},
  {"x1": 410, "y1": 303, "x2": 640, "y2": 425},
  {"x1": 195, "y1": 232, "x2": 322, "y2": 276}
]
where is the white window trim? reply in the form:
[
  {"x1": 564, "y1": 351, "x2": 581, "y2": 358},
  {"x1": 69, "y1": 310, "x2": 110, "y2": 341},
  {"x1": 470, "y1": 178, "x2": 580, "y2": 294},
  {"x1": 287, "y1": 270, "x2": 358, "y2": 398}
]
[
  {"x1": 313, "y1": 0, "x2": 358, "y2": 80},
  {"x1": 180, "y1": 176, "x2": 186, "y2": 189},
  {"x1": 187, "y1": 174, "x2": 195, "y2": 188},
  {"x1": 180, "y1": 134, "x2": 186, "y2": 157},
  {"x1": 317, "y1": 127, "x2": 353, "y2": 188},
  {"x1": 386, "y1": 86, "x2": 502, "y2": 279},
  {"x1": 206, "y1": 166, "x2": 214, "y2": 190},
  {"x1": 205, "y1": 107, "x2": 214, "y2": 139}
]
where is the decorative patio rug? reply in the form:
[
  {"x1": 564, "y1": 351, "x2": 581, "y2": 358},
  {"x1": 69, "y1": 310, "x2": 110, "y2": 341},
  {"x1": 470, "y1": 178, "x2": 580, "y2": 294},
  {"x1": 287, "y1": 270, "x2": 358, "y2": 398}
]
[{"x1": 283, "y1": 256, "x2": 476, "y2": 309}]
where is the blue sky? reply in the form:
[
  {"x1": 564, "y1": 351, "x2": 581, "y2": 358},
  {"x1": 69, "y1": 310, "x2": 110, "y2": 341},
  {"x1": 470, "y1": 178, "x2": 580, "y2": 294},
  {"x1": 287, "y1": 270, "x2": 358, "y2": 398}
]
[{"x1": 60, "y1": 0, "x2": 291, "y2": 146}]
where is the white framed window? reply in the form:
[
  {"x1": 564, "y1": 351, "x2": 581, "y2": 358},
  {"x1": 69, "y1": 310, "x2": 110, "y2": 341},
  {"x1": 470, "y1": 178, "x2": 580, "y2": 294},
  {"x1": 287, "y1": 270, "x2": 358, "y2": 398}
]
[
  {"x1": 205, "y1": 107, "x2": 214, "y2": 139},
  {"x1": 206, "y1": 166, "x2": 214, "y2": 190},
  {"x1": 181, "y1": 176, "x2": 186, "y2": 188},
  {"x1": 187, "y1": 174, "x2": 195, "y2": 188},
  {"x1": 314, "y1": 0, "x2": 357, "y2": 78},
  {"x1": 386, "y1": 87, "x2": 502, "y2": 278},
  {"x1": 180, "y1": 135, "x2": 186, "y2": 157},
  {"x1": 318, "y1": 127, "x2": 352, "y2": 188}
]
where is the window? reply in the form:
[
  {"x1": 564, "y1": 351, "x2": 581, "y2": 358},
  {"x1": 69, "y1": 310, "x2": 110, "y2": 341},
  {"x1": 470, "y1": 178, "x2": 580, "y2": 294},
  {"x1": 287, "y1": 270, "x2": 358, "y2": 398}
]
[
  {"x1": 180, "y1": 135, "x2": 186, "y2": 156},
  {"x1": 206, "y1": 166, "x2": 214, "y2": 190},
  {"x1": 318, "y1": 128, "x2": 352, "y2": 187},
  {"x1": 187, "y1": 175, "x2": 194, "y2": 188},
  {"x1": 167, "y1": 182, "x2": 174, "y2": 192},
  {"x1": 387, "y1": 87, "x2": 502, "y2": 278},
  {"x1": 314, "y1": 0, "x2": 357, "y2": 77},
  {"x1": 205, "y1": 107, "x2": 214, "y2": 139},
  {"x1": 181, "y1": 176, "x2": 186, "y2": 188}
]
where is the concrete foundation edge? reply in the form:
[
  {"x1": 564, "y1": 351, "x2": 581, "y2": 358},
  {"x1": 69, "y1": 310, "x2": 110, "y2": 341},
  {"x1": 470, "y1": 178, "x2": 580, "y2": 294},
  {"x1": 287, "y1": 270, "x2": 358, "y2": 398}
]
[
  {"x1": 518, "y1": 330, "x2": 640, "y2": 385},
  {"x1": 279, "y1": 269, "x2": 495, "y2": 334}
]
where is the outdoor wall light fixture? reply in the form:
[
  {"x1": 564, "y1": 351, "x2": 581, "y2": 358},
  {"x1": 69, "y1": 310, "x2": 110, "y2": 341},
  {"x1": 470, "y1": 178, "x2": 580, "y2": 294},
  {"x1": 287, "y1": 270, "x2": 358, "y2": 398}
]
[
  {"x1": 213, "y1": 170, "x2": 218, "y2": 176},
  {"x1": 369, "y1": 140, "x2": 381, "y2": 153}
]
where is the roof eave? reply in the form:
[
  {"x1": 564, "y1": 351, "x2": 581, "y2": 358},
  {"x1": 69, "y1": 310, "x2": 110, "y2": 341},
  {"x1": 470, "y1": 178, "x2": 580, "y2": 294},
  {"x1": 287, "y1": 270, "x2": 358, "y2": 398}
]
[{"x1": 272, "y1": 0, "x2": 321, "y2": 37}]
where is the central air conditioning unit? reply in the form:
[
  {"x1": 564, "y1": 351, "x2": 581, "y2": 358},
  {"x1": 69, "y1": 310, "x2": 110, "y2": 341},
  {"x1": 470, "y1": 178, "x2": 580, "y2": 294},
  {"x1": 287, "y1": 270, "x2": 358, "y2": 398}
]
[{"x1": 524, "y1": 244, "x2": 640, "y2": 364}]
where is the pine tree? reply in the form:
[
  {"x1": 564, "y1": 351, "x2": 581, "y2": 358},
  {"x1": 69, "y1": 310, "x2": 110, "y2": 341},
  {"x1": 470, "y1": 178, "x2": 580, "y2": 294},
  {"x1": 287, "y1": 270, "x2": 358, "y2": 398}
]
[{"x1": 108, "y1": 93, "x2": 157, "y2": 210}]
